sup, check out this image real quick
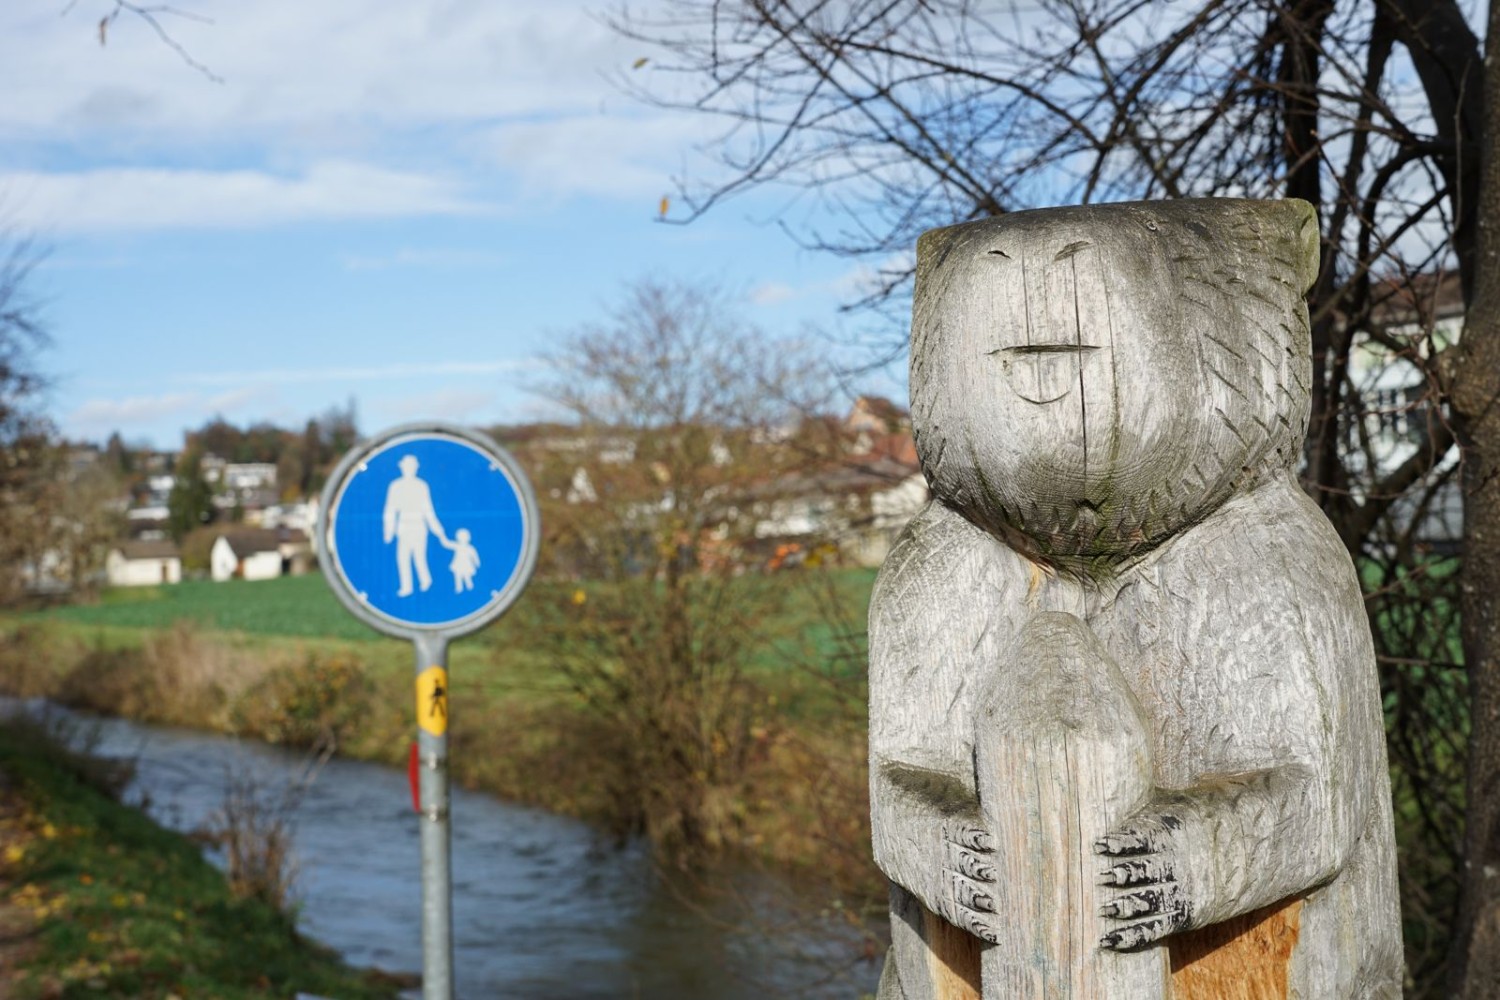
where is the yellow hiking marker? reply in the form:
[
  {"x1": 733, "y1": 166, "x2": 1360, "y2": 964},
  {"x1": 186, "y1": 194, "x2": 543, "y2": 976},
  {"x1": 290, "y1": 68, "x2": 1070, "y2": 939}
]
[{"x1": 417, "y1": 666, "x2": 448, "y2": 736}]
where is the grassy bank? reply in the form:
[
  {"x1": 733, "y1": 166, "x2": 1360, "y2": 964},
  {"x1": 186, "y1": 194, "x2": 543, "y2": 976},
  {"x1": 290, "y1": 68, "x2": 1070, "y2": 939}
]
[
  {"x1": 0, "y1": 714, "x2": 401, "y2": 999},
  {"x1": 1, "y1": 572, "x2": 882, "y2": 897}
]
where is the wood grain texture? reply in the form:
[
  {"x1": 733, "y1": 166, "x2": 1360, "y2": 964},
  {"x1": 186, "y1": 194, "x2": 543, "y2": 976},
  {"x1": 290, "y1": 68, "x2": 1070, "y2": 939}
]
[
  {"x1": 923, "y1": 907, "x2": 983, "y2": 1000},
  {"x1": 974, "y1": 613, "x2": 1168, "y2": 998},
  {"x1": 870, "y1": 198, "x2": 1403, "y2": 998},
  {"x1": 1169, "y1": 898, "x2": 1302, "y2": 999}
]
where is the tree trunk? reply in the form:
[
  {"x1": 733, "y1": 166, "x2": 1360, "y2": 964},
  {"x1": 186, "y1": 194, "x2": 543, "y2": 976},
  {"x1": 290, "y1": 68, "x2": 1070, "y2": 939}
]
[{"x1": 1447, "y1": 3, "x2": 1500, "y2": 994}]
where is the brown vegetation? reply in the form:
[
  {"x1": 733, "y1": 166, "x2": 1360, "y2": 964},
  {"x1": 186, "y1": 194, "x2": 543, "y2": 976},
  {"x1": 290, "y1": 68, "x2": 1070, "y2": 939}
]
[{"x1": 0, "y1": 619, "x2": 882, "y2": 898}]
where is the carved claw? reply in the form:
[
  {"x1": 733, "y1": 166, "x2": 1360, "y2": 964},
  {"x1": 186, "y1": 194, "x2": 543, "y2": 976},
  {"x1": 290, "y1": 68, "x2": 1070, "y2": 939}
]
[
  {"x1": 1095, "y1": 829, "x2": 1154, "y2": 855},
  {"x1": 950, "y1": 872, "x2": 996, "y2": 913},
  {"x1": 956, "y1": 909, "x2": 1000, "y2": 944},
  {"x1": 945, "y1": 822, "x2": 995, "y2": 853},
  {"x1": 1100, "y1": 887, "x2": 1173, "y2": 919},
  {"x1": 1097, "y1": 811, "x2": 1196, "y2": 950},
  {"x1": 939, "y1": 821, "x2": 1000, "y2": 937},
  {"x1": 1100, "y1": 856, "x2": 1174, "y2": 887},
  {"x1": 1095, "y1": 814, "x2": 1183, "y2": 857},
  {"x1": 951, "y1": 847, "x2": 997, "y2": 881},
  {"x1": 1101, "y1": 916, "x2": 1176, "y2": 950}
]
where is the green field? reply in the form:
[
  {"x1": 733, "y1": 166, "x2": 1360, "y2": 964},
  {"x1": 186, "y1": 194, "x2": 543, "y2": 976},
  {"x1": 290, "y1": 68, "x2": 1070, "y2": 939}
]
[{"x1": 34, "y1": 575, "x2": 384, "y2": 641}]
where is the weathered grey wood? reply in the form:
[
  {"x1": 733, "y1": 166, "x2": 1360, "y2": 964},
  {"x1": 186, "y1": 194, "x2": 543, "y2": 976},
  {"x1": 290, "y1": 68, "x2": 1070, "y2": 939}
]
[
  {"x1": 975, "y1": 612, "x2": 1167, "y2": 998},
  {"x1": 870, "y1": 198, "x2": 1403, "y2": 999}
]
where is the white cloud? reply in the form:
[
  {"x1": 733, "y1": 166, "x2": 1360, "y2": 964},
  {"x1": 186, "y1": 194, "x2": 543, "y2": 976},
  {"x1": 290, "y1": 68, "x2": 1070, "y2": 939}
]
[
  {"x1": 1, "y1": 2, "x2": 637, "y2": 137},
  {"x1": 0, "y1": 2, "x2": 716, "y2": 226},
  {"x1": 749, "y1": 282, "x2": 797, "y2": 306},
  {"x1": 70, "y1": 392, "x2": 199, "y2": 427},
  {"x1": 829, "y1": 251, "x2": 917, "y2": 300},
  {"x1": 175, "y1": 359, "x2": 536, "y2": 388},
  {"x1": 1, "y1": 162, "x2": 480, "y2": 233},
  {"x1": 380, "y1": 387, "x2": 500, "y2": 423},
  {"x1": 67, "y1": 385, "x2": 267, "y2": 435},
  {"x1": 481, "y1": 113, "x2": 701, "y2": 201}
]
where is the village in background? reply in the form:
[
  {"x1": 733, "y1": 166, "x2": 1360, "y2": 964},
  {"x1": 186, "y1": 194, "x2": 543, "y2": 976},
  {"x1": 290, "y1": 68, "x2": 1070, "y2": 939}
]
[{"x1": 16, "y1": 393, "x2": 933, "y2": 597}]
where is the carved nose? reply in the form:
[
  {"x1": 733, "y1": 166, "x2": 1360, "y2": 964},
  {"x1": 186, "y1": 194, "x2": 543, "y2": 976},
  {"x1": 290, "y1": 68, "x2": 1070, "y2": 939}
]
[{"x1": 989, "y1": 344, "x2": 1100, "y2": 404}]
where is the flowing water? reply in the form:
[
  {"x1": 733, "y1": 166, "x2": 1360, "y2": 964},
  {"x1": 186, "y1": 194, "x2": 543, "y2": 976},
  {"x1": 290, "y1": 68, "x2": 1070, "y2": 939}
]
[{"x1": 3, "y1": 700, "x2": 883, "y2": 999}]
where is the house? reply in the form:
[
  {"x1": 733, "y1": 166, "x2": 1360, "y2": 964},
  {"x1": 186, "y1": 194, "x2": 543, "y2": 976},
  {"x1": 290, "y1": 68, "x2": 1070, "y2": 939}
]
[
  {"x1": 1349, "y1": 272, "x2": 1464, "y2": 551},
  {"x1": 846, "y1": 395, "x2": 910, "y2": 434},
  {"x1": 106, "y1": 540, "x2": 182, "y2": 587},
  {"x1": 749, "y1": 453, "x2": 929, "y2": 567},
  {"x1": 258, "y1": 499, "x2": 318, "y2": 534},
  {"x1": 210, "y1": 527, "x2": 313, "y2": 581},
  {"x1": 210, "y1": 530, "x2": 284, "y2": 582},
  {"x1": 277, "y1": 528, "x2": 314, "y2": 576},
  {"x1": 221, "y1": 463, "x2": 278, "y2": 493}
]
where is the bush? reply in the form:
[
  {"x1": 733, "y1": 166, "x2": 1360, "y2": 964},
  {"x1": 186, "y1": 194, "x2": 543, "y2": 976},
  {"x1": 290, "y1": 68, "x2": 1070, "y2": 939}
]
[{"x1": 232, "y1": 652, "x2": 372, "y2": 755}]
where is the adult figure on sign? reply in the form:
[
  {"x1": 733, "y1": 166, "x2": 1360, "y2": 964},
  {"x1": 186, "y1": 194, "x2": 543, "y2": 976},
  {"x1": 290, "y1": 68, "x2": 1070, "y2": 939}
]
[{"x1": 383, "y1": 454, "x2": 450, "y2": 596}]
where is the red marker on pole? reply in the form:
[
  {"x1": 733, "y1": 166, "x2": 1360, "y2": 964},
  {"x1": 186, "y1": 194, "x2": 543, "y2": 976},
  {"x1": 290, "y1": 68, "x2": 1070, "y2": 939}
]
[{"x1": 408, "y1": 742, "x2": 421, "y2": 813}]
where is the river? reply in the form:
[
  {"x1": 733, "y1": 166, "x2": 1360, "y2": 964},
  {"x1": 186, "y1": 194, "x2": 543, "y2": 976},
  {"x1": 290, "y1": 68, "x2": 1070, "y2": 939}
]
[{"x1": 3, "y1": 699, "x2": 883, "y2": 999}]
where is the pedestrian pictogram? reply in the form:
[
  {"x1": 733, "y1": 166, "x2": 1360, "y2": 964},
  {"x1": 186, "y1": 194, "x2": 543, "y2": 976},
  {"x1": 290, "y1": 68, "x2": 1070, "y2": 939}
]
[{"x1": 416, "y1": 666, "x2": 449, "y2": 736}]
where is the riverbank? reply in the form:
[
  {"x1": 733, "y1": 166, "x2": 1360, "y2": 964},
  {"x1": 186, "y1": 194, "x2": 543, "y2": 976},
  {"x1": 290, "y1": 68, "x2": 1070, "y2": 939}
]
[
  {"x1": 0, "y1": 574, "x2": 882, "y2": 903},
  {"x1": 0, "y1": 713, "x2": 404, "y2": 999}
]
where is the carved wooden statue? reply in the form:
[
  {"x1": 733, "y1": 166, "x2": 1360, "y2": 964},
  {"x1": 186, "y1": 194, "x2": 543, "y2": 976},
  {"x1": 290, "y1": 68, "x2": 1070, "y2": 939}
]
[{"x1": 870, "y1": 198, "x2": 1402, "y2": 999}]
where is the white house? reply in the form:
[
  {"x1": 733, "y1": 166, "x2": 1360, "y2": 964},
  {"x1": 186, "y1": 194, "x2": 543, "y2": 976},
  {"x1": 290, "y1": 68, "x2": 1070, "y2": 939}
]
[
  {"x1": 749, "y1": 453, "x2": 929, "y2": 567},
  {"x1": 106, "y1": 540, "x2": 182, "y2": 588},
  {"x1": 210, "y1": 530, "x2": 284, "y2": 582},
  {"x1": 222, "y1": 463, "x2": 277, "y2": 493},
  {"x1": 257, "y1": 500, "x2": 317, "y2": 534},
  {"x1": 1349, "y1": 272, "x2": 1464, "y2": 551}
]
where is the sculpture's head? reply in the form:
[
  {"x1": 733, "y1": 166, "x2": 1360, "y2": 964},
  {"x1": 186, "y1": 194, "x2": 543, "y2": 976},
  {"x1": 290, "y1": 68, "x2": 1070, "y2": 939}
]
[{"x1": 910, "y1": 198, "x2": 1317, "y2": 565}]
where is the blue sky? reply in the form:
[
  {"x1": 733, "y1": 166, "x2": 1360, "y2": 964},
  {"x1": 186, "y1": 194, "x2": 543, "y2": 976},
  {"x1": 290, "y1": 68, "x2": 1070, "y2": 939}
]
[{"x1": 2, "y1": 1, "x2": 896, "y2": 448}]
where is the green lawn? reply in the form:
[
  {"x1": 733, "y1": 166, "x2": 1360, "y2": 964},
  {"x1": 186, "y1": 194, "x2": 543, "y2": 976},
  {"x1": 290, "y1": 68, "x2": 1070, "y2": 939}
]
[
  {"x1": 34, "y1": 575, "x2": 380, "y2": 641},
  {"x1": 0, "y1": 718, "x2": 401, "y2": 1000}
]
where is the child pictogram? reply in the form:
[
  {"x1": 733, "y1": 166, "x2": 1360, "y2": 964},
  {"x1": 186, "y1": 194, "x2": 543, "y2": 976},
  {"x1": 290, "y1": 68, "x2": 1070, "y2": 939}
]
[{"x1": 442, "y1": 528, "x2": 481, "y2": 593}]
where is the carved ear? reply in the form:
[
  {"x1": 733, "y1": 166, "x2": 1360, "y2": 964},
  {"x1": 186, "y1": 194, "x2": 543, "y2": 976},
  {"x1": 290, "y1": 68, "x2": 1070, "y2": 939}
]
[
  {"x1": 1285, "y1": 198, "x2": 1320, "y2": 294},
  {"x1": 915, "y1": 223, "x2": 964, "y2": 291}
]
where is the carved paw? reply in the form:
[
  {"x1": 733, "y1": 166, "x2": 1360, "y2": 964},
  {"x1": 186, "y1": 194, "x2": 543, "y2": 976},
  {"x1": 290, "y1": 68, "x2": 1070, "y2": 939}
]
[
  {"x1": 940, "y1": 821, "x2": 1000, "y2": 943},
  {"x1": 1095, "y1": 813, "x2": 1196, "y2": 950}
]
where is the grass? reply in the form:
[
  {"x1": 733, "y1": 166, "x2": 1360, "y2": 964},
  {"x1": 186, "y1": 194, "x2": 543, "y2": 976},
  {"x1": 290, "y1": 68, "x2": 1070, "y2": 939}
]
[
  {"x1": 0, "y1": 715, "x2": 402, "y2": 1000},
  {"x1": 34, "y1": 576, "x2": 380, "y2": 641}
]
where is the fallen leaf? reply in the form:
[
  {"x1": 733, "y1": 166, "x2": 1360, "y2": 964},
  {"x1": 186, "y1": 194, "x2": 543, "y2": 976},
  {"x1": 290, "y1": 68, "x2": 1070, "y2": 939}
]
[{"x1": 632, "y1": 57, "x2": 649, "y2": 69}]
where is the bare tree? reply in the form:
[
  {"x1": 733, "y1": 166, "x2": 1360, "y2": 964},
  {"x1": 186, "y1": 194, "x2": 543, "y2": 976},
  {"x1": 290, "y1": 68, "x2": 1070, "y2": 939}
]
[
  {"x1": 0, "y1": 236, "x2": 57, "y2": 604},
  {"x1": 533, "y1": 278, "x2": 843, "y2": 862},
  {"x1": 610, "y1": 1, "x2": 1500, "y2": 992},
  {"x1": 66, "y1": 0, "x2": 222, "y2": 82}
]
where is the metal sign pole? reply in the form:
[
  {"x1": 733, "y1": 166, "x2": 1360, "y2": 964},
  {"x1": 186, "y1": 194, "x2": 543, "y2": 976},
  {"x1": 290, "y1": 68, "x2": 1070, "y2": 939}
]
[
  {"x1": 413, "y1": 631, "x2": 452, "y2": 1000},
  {"x1": 316, "y1": 422, "x2": 541, "y2": 1000}
]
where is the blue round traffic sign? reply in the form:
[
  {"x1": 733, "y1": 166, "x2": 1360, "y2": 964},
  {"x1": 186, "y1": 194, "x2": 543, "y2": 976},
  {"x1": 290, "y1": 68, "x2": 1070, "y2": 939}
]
[{"x1": 317, "y1": 424, "x2": 540, "y2": 637}]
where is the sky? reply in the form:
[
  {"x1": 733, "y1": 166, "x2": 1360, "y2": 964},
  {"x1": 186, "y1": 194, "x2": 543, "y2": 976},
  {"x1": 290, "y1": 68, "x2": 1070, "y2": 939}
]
[{"x1": 1, "y1": 1, "x2": 892, "y2": 449}]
